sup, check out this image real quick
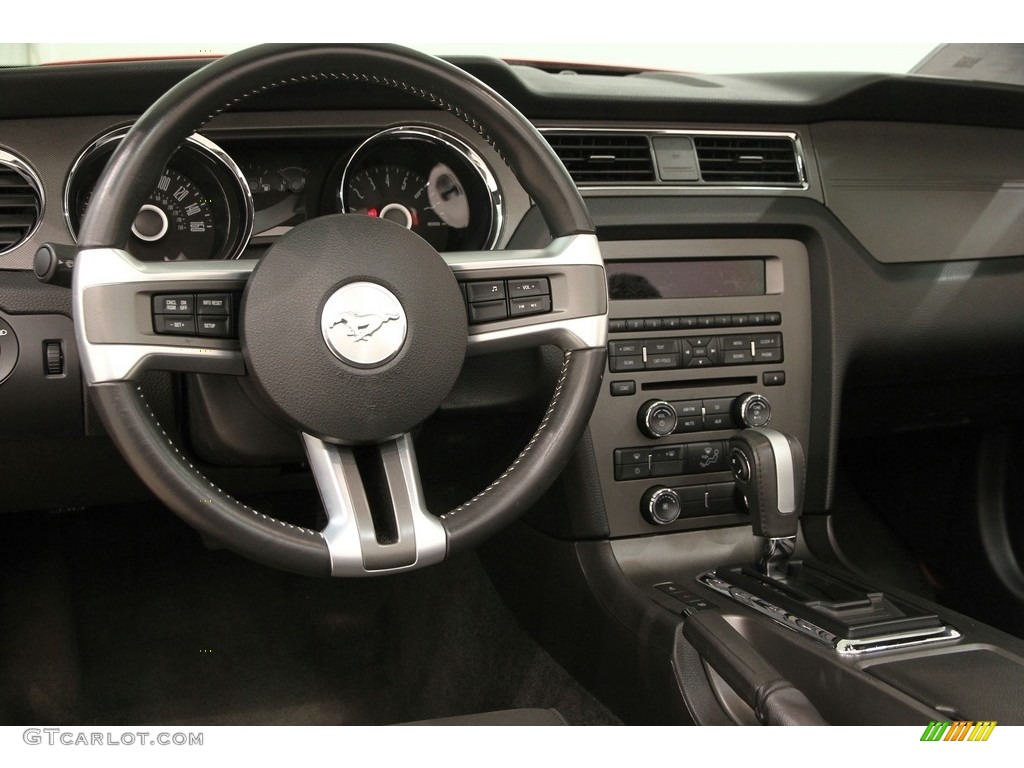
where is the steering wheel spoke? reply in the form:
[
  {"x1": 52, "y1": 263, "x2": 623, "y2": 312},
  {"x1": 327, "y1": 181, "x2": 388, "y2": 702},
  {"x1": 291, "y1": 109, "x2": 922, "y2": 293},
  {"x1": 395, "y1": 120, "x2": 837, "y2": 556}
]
[
  {"x1": 445, "y1": 233, "x2": 608, "y2": 354},
  {"x1": 302, "y1": 432, "x2": 446, "y2": 576},
  {"x1": 73, "y1": 247, "x2": 254, "y2": 383}
]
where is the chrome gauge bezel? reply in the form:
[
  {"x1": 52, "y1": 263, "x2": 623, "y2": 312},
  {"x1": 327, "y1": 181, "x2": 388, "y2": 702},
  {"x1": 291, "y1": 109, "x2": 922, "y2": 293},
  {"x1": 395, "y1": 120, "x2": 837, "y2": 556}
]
[
  {"x1": 340, "y1": 125, "x2": 504, "y2": 252},
  {"x1": 63, "y1": 126, "x2": 254, "y2": 260}
]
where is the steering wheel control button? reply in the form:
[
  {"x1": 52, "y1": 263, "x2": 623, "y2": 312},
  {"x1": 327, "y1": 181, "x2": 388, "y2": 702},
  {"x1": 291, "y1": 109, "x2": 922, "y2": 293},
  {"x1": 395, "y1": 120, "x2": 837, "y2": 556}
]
[
  {"x1": 154, "y1": 315, "x2": 196, "y2": 335},
  {"x1": 152, "y1": 291, "x2": 242, "y2": 337},
  {"x1": 638, "y1": 399, "x2": 678, "y2": 438},
  {"x1": 642, "y1": 486, "x2": 682, "y2": 525},
  {"x1": 465, "y1": 280, "x2": 506, "y2": 302},
  {"x1": 460, "y1": 276, "x2": 552, "y2": 325},
  {"x1": 509, "y1": 295, "x2": 552, "y2": 317},
  {"x1": 153, "y1": 294, "x2": 194, "y2": 314},
  {"x1": 508, "y1": 278, "x2": 549, "y2": 298},
  {"x1": 196, "y1": 294, "x2": 232, "y2": 315},
  {"x1": 197, "y1": 317, "x2": 231, "y2": 338},
  {"x1": 468, "y1": 300, "x2": 508, "y2": 323},
  {"x1": 735, "y1": 392, "x2": 772, "y2": 428},
  {"x1": 320, "y1": 282, "x2": 408, "y2": 368}
]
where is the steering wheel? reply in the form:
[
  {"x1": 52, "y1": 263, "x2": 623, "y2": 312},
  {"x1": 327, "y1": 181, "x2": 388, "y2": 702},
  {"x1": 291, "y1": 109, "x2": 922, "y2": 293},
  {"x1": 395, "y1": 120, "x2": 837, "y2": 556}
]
[{"x1": 72, "y1": 44, "x2": 608, "y2": 577}]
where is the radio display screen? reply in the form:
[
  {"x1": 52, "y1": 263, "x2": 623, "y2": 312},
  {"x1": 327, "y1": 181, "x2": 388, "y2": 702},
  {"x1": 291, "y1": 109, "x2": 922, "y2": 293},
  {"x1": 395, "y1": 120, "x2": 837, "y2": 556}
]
[{"x1": 606, "y1": 259, "x2": 766, "y2": 300}]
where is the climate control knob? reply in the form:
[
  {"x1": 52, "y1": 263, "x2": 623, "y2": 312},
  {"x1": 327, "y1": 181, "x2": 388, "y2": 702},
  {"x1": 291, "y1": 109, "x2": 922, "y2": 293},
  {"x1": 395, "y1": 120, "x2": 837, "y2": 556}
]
[
  {"x1": 641, "y1": 486, "x2": 682, "y2": 525},
  {"x1": 637, "y1": 399, "x2": 678, "y2": 439},
  {"x1": 734, "y1": 392, "x2": 772, "y2": 428}
]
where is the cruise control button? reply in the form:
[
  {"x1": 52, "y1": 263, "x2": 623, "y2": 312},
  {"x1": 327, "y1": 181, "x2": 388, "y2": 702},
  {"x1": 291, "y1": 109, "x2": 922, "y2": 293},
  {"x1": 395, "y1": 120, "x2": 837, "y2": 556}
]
[
  {"x1": 507, "y1": 278, "x2": 548, "y2": 298},
  {"x1": 153, "y1": 294, "x2": 193, "y2": 314},
  {"x1": 154, "y1": 316, "x2": 196, "y2": 335},
  {"x1": 509, "y1": 296, "x2": 552, "y2": 317}
]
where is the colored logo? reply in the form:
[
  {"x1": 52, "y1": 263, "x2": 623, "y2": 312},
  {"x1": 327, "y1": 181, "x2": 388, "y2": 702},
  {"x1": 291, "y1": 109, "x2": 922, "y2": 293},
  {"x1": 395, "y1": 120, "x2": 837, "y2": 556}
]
[{"x1": 920, "y1": 721, "x2": 997, "y2": 741}]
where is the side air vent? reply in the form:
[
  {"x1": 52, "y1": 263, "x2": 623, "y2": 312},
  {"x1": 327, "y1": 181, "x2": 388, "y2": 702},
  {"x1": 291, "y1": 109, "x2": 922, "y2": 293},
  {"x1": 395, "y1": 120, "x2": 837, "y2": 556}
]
[
  {"x1": 0, "y1": 150, "x2": 44, "y2": 255},
  {"x1": 545, "y1": 133, "x2": 655, "y2": 183},
  {"x1": 693, "y1": 135, "x2": 801, "y2": 185}
]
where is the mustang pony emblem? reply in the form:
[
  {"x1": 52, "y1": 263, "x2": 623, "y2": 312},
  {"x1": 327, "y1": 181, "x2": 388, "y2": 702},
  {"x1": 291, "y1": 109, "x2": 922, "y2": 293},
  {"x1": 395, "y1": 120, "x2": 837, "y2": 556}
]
[{"x1": 329, "y1": 311, "x2": 401, "y2": 342}]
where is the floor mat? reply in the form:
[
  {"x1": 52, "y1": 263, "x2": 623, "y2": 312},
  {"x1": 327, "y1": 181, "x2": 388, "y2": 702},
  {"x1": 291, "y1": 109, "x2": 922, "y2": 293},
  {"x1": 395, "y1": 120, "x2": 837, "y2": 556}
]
[{"x1": 0, "y1": 503, "x2": 618, "y2": 725}]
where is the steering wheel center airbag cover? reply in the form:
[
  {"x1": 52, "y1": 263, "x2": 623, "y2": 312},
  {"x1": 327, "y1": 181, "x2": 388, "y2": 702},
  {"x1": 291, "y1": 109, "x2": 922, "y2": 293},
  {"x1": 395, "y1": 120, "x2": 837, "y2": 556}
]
[{"x1": 241, "y1": 214, "x2": 467, "y2": 443}]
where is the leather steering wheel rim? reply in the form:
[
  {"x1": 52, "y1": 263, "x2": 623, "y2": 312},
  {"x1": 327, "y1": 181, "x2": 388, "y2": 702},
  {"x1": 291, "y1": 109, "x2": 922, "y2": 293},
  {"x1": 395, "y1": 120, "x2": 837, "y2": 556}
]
[{"x1": 76, "y1": 43, "x2": 608, "y2": 577}]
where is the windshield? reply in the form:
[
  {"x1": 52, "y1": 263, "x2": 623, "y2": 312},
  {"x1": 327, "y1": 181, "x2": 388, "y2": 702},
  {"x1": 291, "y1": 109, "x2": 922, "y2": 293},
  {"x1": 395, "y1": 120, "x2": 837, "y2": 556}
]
[
  {"x1": 4, "y1": 43, "x2": 1024, "y2": 87},
  {"x1": 0, "y1": 42, "x2": 942, "y2": 75}
]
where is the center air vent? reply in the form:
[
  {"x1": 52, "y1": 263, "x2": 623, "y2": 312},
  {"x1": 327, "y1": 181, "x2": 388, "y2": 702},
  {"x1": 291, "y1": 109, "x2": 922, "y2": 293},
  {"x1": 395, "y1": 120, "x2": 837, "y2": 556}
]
[
  {"x1": 545, "y1": 133, "x2": 655, "y2": 183},
  {"x1": 0, "y1": 150, "x2": 44, "y2": 256},
  {"x1": 693, "y1": 136, "x2": 801, "y2": 185}
]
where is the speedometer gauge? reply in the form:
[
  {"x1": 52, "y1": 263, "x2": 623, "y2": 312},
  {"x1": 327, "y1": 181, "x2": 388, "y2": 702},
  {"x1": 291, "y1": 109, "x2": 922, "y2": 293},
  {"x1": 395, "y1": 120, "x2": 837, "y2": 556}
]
[
  {"x1": 65, "y1": 128, "x2": 253, "y2": 261},
  {"x1": 77, "y1": 168, "x2": 216, "y2": 262},
  {"x1": 340, "y1": 126, "x2": 503, "y2": 252}
]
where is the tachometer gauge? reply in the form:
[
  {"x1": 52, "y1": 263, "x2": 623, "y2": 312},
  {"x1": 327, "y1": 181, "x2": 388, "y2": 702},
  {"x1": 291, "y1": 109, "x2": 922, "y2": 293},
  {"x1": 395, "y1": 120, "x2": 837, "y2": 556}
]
[
  {"x1": 340, "y1": 126, "x2": 503, "y2": 252},
  {"x1": 65, "y1": 128, "x2": 253, "y2": 261},
  {"x1": 344, "y1": 164, "x2": 449, "y2": 251}
]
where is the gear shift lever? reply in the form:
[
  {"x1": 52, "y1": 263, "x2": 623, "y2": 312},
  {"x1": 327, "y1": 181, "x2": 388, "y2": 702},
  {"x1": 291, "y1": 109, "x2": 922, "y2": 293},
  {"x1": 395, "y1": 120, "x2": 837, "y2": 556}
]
[{"x1": 729, "y1": 428, "x2": 805, "y2": 578}]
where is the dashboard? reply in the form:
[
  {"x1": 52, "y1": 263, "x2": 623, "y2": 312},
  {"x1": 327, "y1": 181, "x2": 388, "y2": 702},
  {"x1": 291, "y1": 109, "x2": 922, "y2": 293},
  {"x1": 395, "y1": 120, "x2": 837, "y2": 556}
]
[{"x1": 3, "y1": 56, "x2": 1024, "y2": 520}]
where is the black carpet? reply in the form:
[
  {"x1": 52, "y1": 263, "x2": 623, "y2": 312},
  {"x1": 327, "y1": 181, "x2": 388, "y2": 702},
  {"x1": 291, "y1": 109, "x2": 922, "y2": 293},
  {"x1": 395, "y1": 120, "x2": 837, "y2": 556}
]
[{"x1": 0, "y1": 503, "x2": 618, "y2": 726}]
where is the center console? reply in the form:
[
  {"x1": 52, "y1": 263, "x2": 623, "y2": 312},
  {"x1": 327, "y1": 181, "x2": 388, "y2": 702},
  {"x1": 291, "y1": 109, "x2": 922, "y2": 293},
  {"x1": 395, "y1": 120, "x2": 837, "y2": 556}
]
[{"x1": 588, "y1": 238, "x2": 812, "y2": 537}]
